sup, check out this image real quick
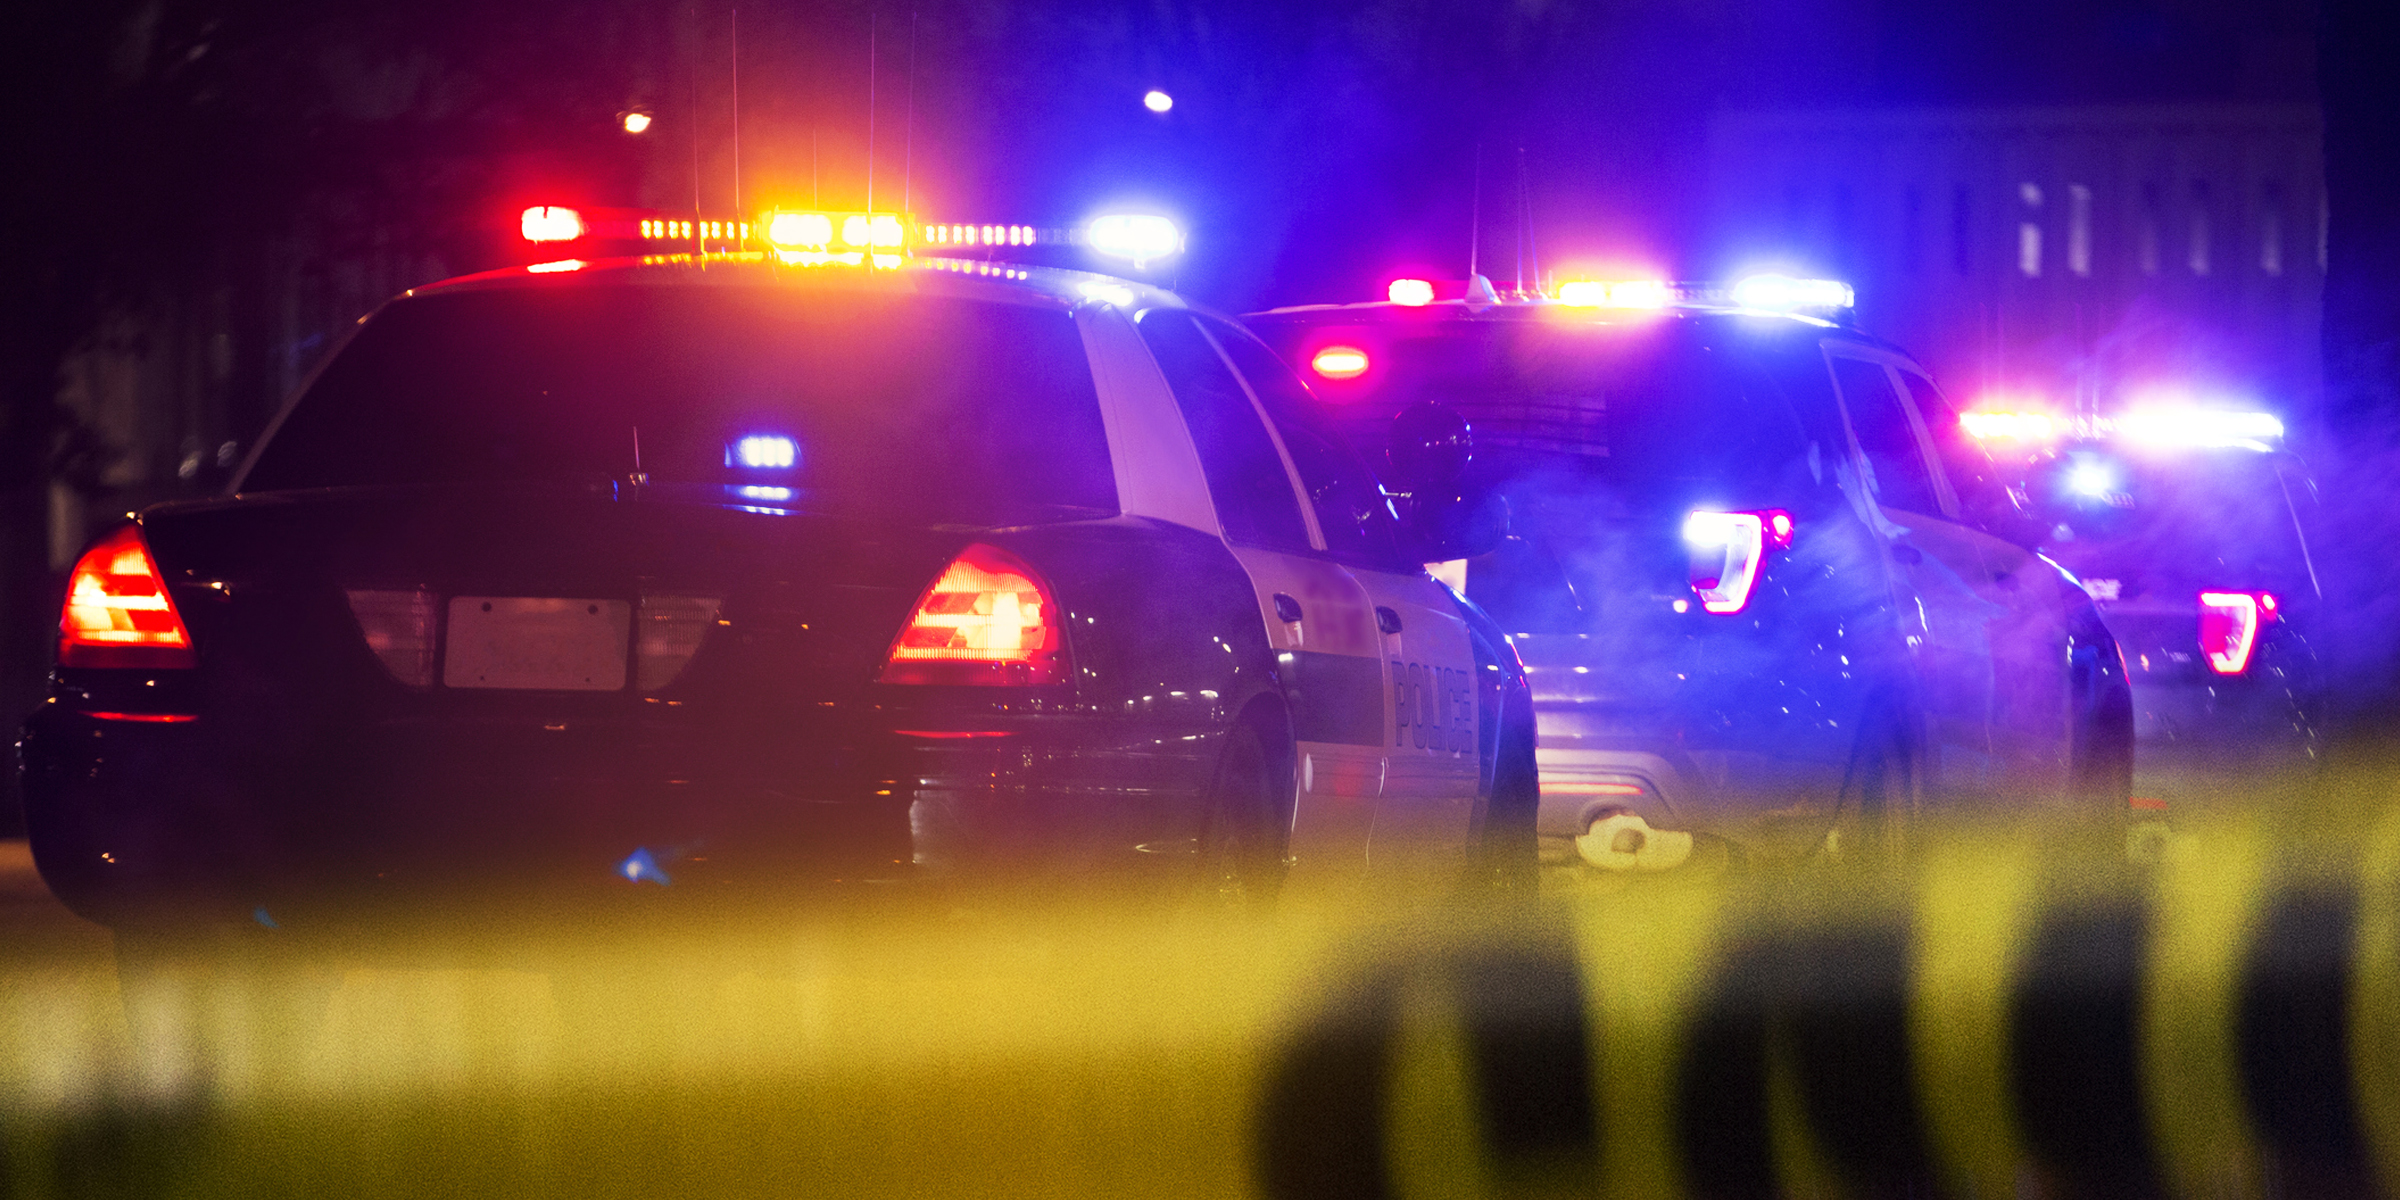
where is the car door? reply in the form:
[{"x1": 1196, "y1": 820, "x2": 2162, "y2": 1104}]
[
  {"x1": 1894, "y1": 365, "x2": 2078, "y2": 799},
  {"x1": 1822, "y1": 345, "x2": 2008, "y2": 799},
  {"x1": 1200, "y1": 316, "x2": 1482, "y2": 870},
  {"x1": 1134, "y1": 308, "x2": 1388, "y2": 883}
]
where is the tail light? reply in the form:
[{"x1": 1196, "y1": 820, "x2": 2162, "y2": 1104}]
[
  {"x1": 59, "y1": 525, "x2": 195, "y2": 669},
  {"x1": 2198, "y1": 591, "x2": 2275, "y2": 675},
  {"x1": 879, "y1": 544, "x2": 1068, "y2": 686},
  {"x1": 1682, "y1": 509, "x2": 1793, "y2": 615},
  {"x1": 636, "y1": 595, "x2": 723, "y2": 691},
  {"x1": 346, "y1": 589, "x2": 438, "y2": 686}
]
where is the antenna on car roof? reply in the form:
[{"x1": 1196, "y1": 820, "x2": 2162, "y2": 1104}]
[
  {"x1": 1516, "y1": 146, "x2": 1538, "y2": 298},
  {"x1": 688, "y1": 8, "x2": 703, "y2": 248},
  {"x1": 865, "y1": 11, "x2": 878, "y2": 214},
  {"x1": 1468, "y1": 143, "x2": 1482, "y2": 279},
  {"x1": 902, "y1": 8, "x2": 918, "y2": 212},
  {"x1": 730, "y1": 9, "x2": 742, "y2": 226}
]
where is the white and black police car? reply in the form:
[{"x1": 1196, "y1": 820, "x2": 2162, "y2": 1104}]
[
  {"x1": 17, "y1": 210, "x2": 1538, "y2": 929},
  {"x1": 1248, "y1": 273, "x2": 2136, "y2": 868}
]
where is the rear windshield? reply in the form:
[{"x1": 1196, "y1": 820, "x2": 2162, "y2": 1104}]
[
  {"x1": 1312, "y1": 318, "x2": 1815, "y2": 490},
  {"x1": 2026, "y1": 449, "x2": 2317, "y2": 598},
  {"x1": 1257, "y1": 314, "x2": 1814, "y2": 511},
  {"x1": 242, "y1": 285, "x2": 1118, "y2": 524}
]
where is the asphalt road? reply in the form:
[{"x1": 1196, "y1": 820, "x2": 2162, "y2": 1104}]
[{"x1": 0, "y1": 837, "x2": 112, "y2": 963}]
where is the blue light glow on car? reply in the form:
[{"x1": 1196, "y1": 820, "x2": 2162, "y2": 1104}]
[{"x1": 729, "y1": 434, "x2": 798, "y2": 471}]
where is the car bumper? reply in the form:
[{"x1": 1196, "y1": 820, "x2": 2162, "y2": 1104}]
[
  {"x1": 2127, "y1": 674, "x2": 2323, "y2": 797},
  {"x1": 19, "y1": 704, "x2": 1208, "y2": 925}
]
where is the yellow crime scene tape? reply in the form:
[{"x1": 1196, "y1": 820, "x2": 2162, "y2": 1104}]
[
  {"x1": 0, "y1": 808, "x2": 2390, "y2": 1198},
  {"x1": 1264, "y1": 811, "x2": 2400, "y2": 1200}
]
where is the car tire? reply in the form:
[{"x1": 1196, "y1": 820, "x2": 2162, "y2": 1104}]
[
  {"x1": 2068, "y1": 679, "x2": 2135, "y2": 810},
  {"x1": 1470, "y1": 687, "x2": 1541, "y2": 895},
  {"x1": 1831, "y1": 704, "x2": 1919, "y2": 866},
  {"x1": 1192, "y1": 723, "x2": 1288, "y2": 913}
]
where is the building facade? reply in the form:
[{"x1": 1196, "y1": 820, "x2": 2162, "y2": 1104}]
[{"x1": 1707, "y1": 105, "x2": 2323, "y2": 421}]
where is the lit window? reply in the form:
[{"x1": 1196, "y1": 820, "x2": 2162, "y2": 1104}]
[
  {"x1": 2138, "y1": 183, "x2": 2162, "y2": 275},
  {"x1": 2260, "y1": 182, "x2": 2285, "y2": 277},
  {"x1": 2017, "y1": 182, "x2": 2043, "y2": 278},
  {"x1": 2067, "y1": 184, "x2": 2092, "y2": 277}
]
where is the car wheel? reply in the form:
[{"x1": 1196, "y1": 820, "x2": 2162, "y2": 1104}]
[
  {"x1": 2068, "y1": 683, "x2": 2135, "y2": 809},
  {"x1": 1830, "y1": 705, "x2": 1919, "y2": 866},
  {"x1": 1192, "y1": 723, "x2": 1287, "y2": 913},
  {"x1": 1470, "y1": 687, "x2": 1541, "y2": 894}
]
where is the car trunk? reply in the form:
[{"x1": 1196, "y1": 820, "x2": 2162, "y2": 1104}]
[{"x1": 122, "y1": 486, "x2": 972, "y2": 877}]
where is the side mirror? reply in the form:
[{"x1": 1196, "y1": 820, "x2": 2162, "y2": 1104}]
[
  {"x1": 1970, "y1": 484, "x2": 2052, "y2": 553},
  {"x1": 1400, "y1": 489, "x2": 1508, "y2": 563},
  {"x1": 1387, "y1": 402, "x2": 1472, "y2": 494}
]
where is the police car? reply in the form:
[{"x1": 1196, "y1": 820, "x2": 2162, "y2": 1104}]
[
  {"x1": 1246, "y1": 275, "x2": 2136, "y2": 867},
  {"x1": 17, "y1": 212, "x2": 1538, "y2": 928},
  {"x1": 1959, "y1": 406, "x2": 2325, "y2": 797}
]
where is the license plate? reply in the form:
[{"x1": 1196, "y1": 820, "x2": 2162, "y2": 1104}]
[{"x1": 443, "y1": 597, "x2": 630, "y2": 690}]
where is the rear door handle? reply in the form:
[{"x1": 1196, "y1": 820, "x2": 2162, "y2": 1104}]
[
  {"x1": 1891, "y1": 544, "x2": 1924, "y2": 566},
  {"x1": 1375, "y1": 606, "x2": 1403, "y2": 634},
  {"x1": 1273, "y1": 593, "x2": 1304, "y2": 622}
]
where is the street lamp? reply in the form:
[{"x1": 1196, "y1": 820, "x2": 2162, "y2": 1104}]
[{"x1": 620, "y1": 110, "x2": 654, "y2": 134}]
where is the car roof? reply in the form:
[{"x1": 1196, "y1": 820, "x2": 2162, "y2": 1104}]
[
  {"x1": 1244, "y1": 297, "x2": 1920, "y2": 359},
  {"x1": 405, "y1": 251, "x2": 1186, "y2": 315}
]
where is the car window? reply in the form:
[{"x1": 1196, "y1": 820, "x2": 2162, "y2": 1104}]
[
  {"x1": 1828, "y1": 354, "x2": 1946, "y2": 517},
  {"x1": 2024, "y1": 449, "x2": 2319, "y2": 597},
  {"x1": 1201, "y1": 316, "x2": 1403, "y2": 567},
  {"x1": 1134, "y1": 309, "x2": 1314, "y2": 553},
  {"x1": 1899, "y1": 368, "x2": 2016, "y2": 535},
  {"x1": 1266, "y1": 319, "x2": 1818, "y2": 495},
  {"x1": 242, "y1": 287, "x2": 1118, "y2": 524}
]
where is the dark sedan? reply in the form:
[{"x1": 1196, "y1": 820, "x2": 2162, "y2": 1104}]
[{"x1": 19, "y1": 253, "x2": 1537, "y2": 928}]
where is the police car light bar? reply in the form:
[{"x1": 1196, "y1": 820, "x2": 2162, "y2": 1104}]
[
  {"x1": 1959, "y1": 407, "x2": 2284, "y2": 452},
  {"x1": 1375, "y1": 275, "x2": 1852, "y2": 315},
  {"x1": 2115, "y1": 408, "x2": 2285, "y2": 451},
  {"x1": 636, "y1": 218, "x2": 745, "y2": 242},
  {"x1": 1958, "y1": 411, "x2": 2065, "y2": 441},
  {"x1": 521, "y1": 206, "x2": 585, "y2": 243},
  {"x1": 1557, "y1": 280, "x2": 1674, "y2": 309},
  {"x1": 1728, "y1": 274, "x2": 1855, "y2": 311},
  {"x1": 1084, "y1": 214, "x2": 1183, "y2": 264},
  {"x1": 514, "y1": 202, "x2": 1175, "y2": 270},
  {"x1": 927, "y1": 223, "x2": 1053, "y2": 248}
]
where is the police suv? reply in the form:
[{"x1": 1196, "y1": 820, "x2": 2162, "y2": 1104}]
[
  {"x1": 1960, "y1": 407, "x2": 2325, "y2": 797},
  {"x1": 19, "y1": 217, "x2": 1537, "y2": 928},
  {"x1": 1247, "y1": 275, "x2": 2135, "y2": 867}
]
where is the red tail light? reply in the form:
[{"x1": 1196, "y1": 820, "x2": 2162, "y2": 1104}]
[
  {"x1": 59, "y1": 525, "x2": 195, "y2": 669},
  {"x1": 1681, "y1": 509, "x2": 1793, "y2": 614},
  {"x1": 2198, "y1": 591, "x2": 2274, "y2": 675},
  {"x1": 879, "y1": 544, "x2": 1068, "y2": 686}
]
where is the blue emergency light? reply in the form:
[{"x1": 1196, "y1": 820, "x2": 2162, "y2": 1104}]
[{"x1": 729, "y1": 435, "x2": 799, "y2": 471}]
